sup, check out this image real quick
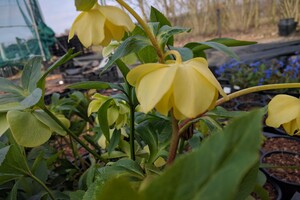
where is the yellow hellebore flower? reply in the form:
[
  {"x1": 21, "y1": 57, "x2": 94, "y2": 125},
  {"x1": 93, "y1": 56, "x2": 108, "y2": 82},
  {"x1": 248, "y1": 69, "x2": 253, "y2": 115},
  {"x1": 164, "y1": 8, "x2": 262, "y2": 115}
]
[
  {"x1": 88, "y1": 93, "x2": 129, "y2": 129},
  {"x1": 69, "y1": 4, "x2": 135, "y2": 47},
  {"x1": 266, "y1": 94, "x2": 300, "y2": 136},
  {"x1": 126, "y1": 51, "x2": 227, "y2": 120}
]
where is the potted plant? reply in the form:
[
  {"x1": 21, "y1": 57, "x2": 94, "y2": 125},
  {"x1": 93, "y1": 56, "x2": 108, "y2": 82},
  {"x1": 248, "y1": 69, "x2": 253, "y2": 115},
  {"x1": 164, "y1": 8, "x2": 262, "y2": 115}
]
[
  {"x1": 0, "y1": 0, "x2": 299, "y2": 199},
  {"x1": 261, "y1": 151, "x2": 300, "y2": 199}
]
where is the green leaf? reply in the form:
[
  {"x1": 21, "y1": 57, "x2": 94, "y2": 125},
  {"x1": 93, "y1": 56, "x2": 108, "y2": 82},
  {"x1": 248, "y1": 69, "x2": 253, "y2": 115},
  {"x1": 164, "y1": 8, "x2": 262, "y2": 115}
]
[
  {"x1": 98, "y1": 99, "x2": 114, "y2": 142},
  {"x1": 94, "y1": 177, "x2": 142, "y2": 200},
  {"x1": 7, "y1": 180, "x2": 19, "y2": 200},
  {"x1": 184, "y1": 38, "x2": 256, "y2": 59},
  {"x1": 20, "y1": 88, "x2": 42, "y2": 108},
  {"x1": 115, "y1": 59, "x2": 130, "y2": 78},
  {"x1": 0, "y1": 102, "x2": 25, "y2": 112},
  {"x1": 0, "y1": 146, "x2": 10, "y2": 165},
  {"x1": 83, "y1": 179, "x2": 105, "y2": 200},
  {"x1": 101, "y1": 151, "x2": 127, "y2": 159},
  {"x1": 184, "y1": 38, "x2": 256, "y2": 51},
  {"x1": 207, "y1": 106, "x2": 245, "y2": 118},
  {"x1": 135, "y1": 118, "x2": 171, "y2": 163},
  {"x1": 38, "y1": 49, "x2": 79, "y2": 89},
  {"x1": 252, "y1": 184, "x2": 269, "y2": 200},
  {"x1": 209, "y1": 38, "x2": 257, "y2": 47},
  {"x1": 149, "y1": 5, "x2": 173, "y2": 46},
  {"x1": 97, "y1": 159, "x2": 145, "y2": 182},
  {"x1": 142, "y1": 110, "x2": 264, "y2": 200},
  {"x1": 0, "y1": 135, "x2": 30, "y2": 180},
  {"x1": 21, "y1": 57, "x2": 42, "y2": 92},
  {"x1": 0, "y1": 113, "x2": 9, "y2": 137},
  {"x1": 33, "y1": 110, "x2": 66, "y2": 136},
  {"x1": 136, "y1": 124, "x2": 158, "y2": 163},
  {"x1": 237, "y1": 163, "x2": 259, "y2": 200},
  {"x1": 31, "y1": 151, "x2": 48, "y2": 183},
  {"x1": 157, "y1": 26, "x2": 190, "y2": 48},
  {"x1": 150, "y1": 7, "x2": 171, "y2": 27},
  {"x1": 102, "y1": 36, "x2": 150, "y2": 72},
  {"x1": 78, "y1": 164, "x2": 96, "y2": 190},
  {"x1": 0, "y1": 93, "x2": 24, "y2": 104},
  {"x1": 7, "y1": 110, "x2": 52, "y2": 147},
  {"x1": 75, "y1": 0, "x2": 96, "y2": 11},
  {"x1": 69, "y1": 190, "x2": 85, "y2": 200},
  {"x1": 194, "y1": 41, "x2": 240, "y2": 61},
  {"x1": 168, "y1": 46, "x2": 193, "y2": 61},
  {"x1": 0, "y1": 78, "x2": 23, "y2": 94},
  {"x1": 137, "y1": 45, "x2": 158, "y2": 63},
  {"x1": 108, "y1": 129, "x2": 120, "y2": 155},
  {"x1": 256, "y1": 170, "x2": 267, "y2": 186},
  {"x1": 68, "y1": 81, "x2": 112, "y2": 90}
]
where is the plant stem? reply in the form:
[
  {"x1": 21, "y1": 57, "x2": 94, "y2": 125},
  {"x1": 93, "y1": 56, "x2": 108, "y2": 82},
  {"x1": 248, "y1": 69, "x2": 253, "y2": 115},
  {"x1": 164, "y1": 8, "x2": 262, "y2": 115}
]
[
  {"x1": 179, "y1": 83, "x2": 300, "y2": 134},
  {"x1": 40, "y1": 106, "x2": 104, "y2": 162},
  {"x1": 29, "y1": 172, "x2": 55, "y2": 200},
  {"x1": 116, "y1": 0, "x2": 164, "y2": 63},
  {"x1": 129, "y1": 104, "x2": 136, "y2": 161},
  {"x1": 216, "y1": 83, "x2": 300, "y2": 106},
  {"x1": 166, "y1": 111, "x2": 179, "y2": 165}
]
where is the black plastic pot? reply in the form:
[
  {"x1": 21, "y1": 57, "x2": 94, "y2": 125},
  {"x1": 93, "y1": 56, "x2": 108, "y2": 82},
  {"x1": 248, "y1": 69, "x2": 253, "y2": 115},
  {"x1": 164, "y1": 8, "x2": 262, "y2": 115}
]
[
  {"x1": 278, "y1": 18, "x2": 298, "y2": 36},
  {"x1": 261, "y1": 135, "x2": 300, "y2": 154},
  {"x1": 252, "y1": 179, "x2": 282, "y2": 200},
  {"x1": 263, "y1": 126, "x2": 286, "y2": 136},
  {"x1": 261, "y1": 151, "x2": 300, "y2": 199}
]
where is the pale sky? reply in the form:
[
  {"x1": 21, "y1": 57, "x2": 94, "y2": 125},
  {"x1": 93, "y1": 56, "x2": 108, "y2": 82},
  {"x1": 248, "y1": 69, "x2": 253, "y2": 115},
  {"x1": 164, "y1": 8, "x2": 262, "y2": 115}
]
[
  {"x1": 38, "y1": 0, "x2": 127, "y2": 36},
  {"x1": 39, "y1": 0, "x2": 79, "y2": 36}
]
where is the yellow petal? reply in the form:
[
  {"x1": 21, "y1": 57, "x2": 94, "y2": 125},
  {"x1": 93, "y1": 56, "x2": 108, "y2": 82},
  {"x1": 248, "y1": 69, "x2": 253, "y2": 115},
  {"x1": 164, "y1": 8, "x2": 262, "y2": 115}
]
[
  {"x1": 105, "y1": 20, "x2": 125, "y2": 41},
  {"x1": 188, "y1": 58, "x2": 227, "y2": 98},
  {"x1": 98, "y1": 6, "x2": 135, "y2": 31},
  {"x1": 136, "y1": 66, "x2": 177, "y2": 113},
  {"x1": 97, "y1": 134, "x2": 107, "y2": 149},
  {"x1": 101, "y1": 26, "x2": 114, "y2": 46},
  {"x1": 69, "y1": 9, "x2": 106, "y2": 47},
  {"x1": 127, "y1": 63, "x2": 167, "y2": 86},
  {"x1": 155, "y1": 89, "x2": 173, "y2": 116},
  {"x1": 173, "y1": 105, "x2": 187, "y2": 120},
  {"x1": 297, "y1": 114, "x2": 300, "y2": 135},
  {"x1": 88, "y1": 100, "x2": 102, "y2": 116},
  {"x1": 107, "y1": 107, "x2": 119, "y2": 126},
  {"x1": 92, "y1": 93, "x2": 109, "y2": 101},
  {"x1": 282, "y1": 119, "x2": 298, "y2": 136},
  {"x1": 154, "y1": 157, "x2": 166, "y2": 167},
  {"x1": 266, "y1": 95, "x2": 300, "y2": 128},
  {"x1": 173, "y1": 64, "x2": 216, "y2": 118}
]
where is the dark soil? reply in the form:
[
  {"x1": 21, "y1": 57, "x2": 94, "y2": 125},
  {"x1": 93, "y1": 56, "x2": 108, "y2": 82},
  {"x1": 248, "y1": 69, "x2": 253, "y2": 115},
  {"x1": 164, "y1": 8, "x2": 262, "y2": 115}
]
[
  {"x1": 235, "y1": 102, "x2": 265, "y2": 111},
  {"x1": 262, "y1": 137, "x2": 300, "y2": 154},
  {"x1": 221, "y1": 100, "x2": 238, "y2": 111},
  {"x1": 262, "y1": 152, "x2": 300, "y2": 185},
  {"x1": 235, "y1": 93, "x2": 267, "y2": 104},
  {"x1": 252, "y1": 181, "x2": 279, "y2": 200}
]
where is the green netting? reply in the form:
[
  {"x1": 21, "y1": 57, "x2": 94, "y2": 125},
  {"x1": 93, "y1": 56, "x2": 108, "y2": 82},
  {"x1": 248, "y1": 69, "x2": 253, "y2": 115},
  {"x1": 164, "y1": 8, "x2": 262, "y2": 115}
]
[{"x1": 0, "y1": 0, "x2": 55, "y2": 69}]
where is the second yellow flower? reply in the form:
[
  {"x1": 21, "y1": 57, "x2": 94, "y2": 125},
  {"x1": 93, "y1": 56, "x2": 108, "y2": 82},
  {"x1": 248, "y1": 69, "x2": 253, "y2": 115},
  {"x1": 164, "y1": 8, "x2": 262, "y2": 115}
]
[{"x1": 127, "y1": 51, "x2": 227, "y2": 120}]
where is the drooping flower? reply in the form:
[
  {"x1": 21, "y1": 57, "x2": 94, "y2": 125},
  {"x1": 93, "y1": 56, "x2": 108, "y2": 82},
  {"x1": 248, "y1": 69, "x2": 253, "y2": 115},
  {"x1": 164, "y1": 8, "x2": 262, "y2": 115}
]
[
  {"x1": 88, "y1": 93, "x2": 129, "y2": 129},
  {"x1": 126, "y1": 51, "x2": 227, "y2": 120},
  {"x1": 266, "y1": 94, "x2": 300, "y2": 136},
  {"x1": 69, "y1": 4, "x2": 135, "y2": 47}
]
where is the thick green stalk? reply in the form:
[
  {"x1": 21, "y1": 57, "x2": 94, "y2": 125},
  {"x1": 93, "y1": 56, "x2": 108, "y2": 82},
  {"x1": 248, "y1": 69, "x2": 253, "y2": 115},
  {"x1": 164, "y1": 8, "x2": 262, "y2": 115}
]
[
  {"x1": 29, "y1": 172, "x2": 55, "y2": 200},
  {"x1": 129, "y1": 104, "x2": 136, "y2": 160},
  {"x1": 166, "y1": 111, "x2": 179, "y2": 165},
  {"x1": 40, "y1": 106, "x2": 104, "y2": 161},
  {"x1": 216, "y1": 83, "x2": 300, "y2": 106},
  {"x1": 179, "y1": 83, "x2": 300, "y2": 134},
  {"x1": 116, "y1": 0, "x2": 164, "y2": 63}
]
